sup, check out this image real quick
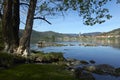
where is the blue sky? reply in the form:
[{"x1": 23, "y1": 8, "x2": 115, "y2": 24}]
[{"x1": 20, "y1": 0, "x2": 120, "y2": 34}]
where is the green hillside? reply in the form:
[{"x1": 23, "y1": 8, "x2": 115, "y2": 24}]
[
  {"x1": 100, "y1": 28, "x2": 120, "y2": 36},
  {"x1": 107, "y1": 28, "x2": 120, "y2": 35},
  {"x1": 19, "y1": 28, "x2": 120, "y2": 43},
  {"x1": 31, "y1": 30, "x2": 63, "y2": 43},
  {"x1": 20, "y1": 30, "x2": 78, "y2": 43}
]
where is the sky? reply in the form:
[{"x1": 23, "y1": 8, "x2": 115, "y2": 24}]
[{"x1": 20, "y1": 0, "x2": 120, "y2": 34}]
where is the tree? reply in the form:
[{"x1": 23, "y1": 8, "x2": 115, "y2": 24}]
[
  {"x1": 1, "y1": 0, "x2": 114, "y2": 56},
  {"x1": 1, "y1": 0, "x2": 20, "y2": 53},
  {"x1": 17, "y1": 0, "x2": 37, "y2": 56},
  {"x1": 0, "y1": 20, "x2": 4, "y2": 50},
  {"x1": 0, "y1": 0, "x2": 3, "y2": 50},
  {"x1": 2, "y1": 0, "x2": 13, "y2": 52},
  {"x1": 12, "y1": 0, "x2": 20, "y2": 51}
]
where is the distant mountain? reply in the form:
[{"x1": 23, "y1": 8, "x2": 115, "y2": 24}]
[
  {"x1": 81, "y1": 32, "x2": 102, "y2": 36},
  {"x1": 20, "y1": 30, "x2": 78, "y2": 43},
  {"x1": 80, "y1": 28, "x2": 120, "y2": 36}
]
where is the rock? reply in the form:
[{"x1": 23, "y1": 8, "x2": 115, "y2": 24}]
[
  {"x1": 74, "y1": 67, "x2": 95, "y2": 80},
  {"x1": 79, "y1": 43, "x2": 97, "y2": 47},
  {"x1": 74, "y1": 67, "x2": 83, "y2": 78},
  {"x1": 114, "y1": 68, "x2": 120, "y2": 76},
  {"x1": 66, "y1": 66, "x2": 74, "y2": 71},
  {"x1": 96, "y1": 64, "x2": 115, "y2": 74},
  {"x1": 71, "y1": 60, "x2": 81, "y2": 66},
  {"x1": 80, "y1": 60, "x2": 89, "y2": 65},
  {"x1": 66, "y1": 66, "x2": 78, "y2": 72},
  {"x1": 35, "y1": 57, "x2": 43, "y2": 62},
  {"x1": 83, "y1": 64, "x2": 116, "y2": 75},
  {"x1": 71, "y1": 68, "x2": 75, "y2": 72},
  {"x1": 83, "y1": 66, "x2": 96, "y2": 72},
  {"x1": 66, "y1": 58, "x2": 77, "y2": 62},
  {"x1": 66, "y1": 58, "x2": 89, "y2": 66},
  {"x1": 66, "y1": 62, "x2": 71, "y2": 66},
  {"x1": 69, "y1": 44, "x2": 75, "y2": 46},
  {"x1": 89, "y1": 60, "x2": 96, "y2": 64},
  {"x1": 79, "y1": 72, "x2": 95, "y2": 80}
]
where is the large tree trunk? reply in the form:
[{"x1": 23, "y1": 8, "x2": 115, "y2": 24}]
[
  {"x1": 2, "y1": 0, "x2": 20, "y2": 53},
  {"x1": 2, "y1": 0, "x2": 13, "y2": 53},
  {"x1": 17, "y1": 0, "x2": 37, "y2": 57},
  {"x1": 12, "y1": 0, "x2": 20, "y2": 52}
]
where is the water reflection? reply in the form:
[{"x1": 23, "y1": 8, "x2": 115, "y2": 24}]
[{"x1": 79, "y1": 38, "x2": 120, "y2": 49}]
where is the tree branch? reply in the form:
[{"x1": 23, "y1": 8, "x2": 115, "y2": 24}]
[
  {"x1": 34, "y1": 17, "x2": 52, "y2": 25},
  {"x1": 20, "y1": 3, "x2": 29, "y2": 6},
  {"x1": 20, "y1": 20, "x2": 26, "y2": 25}
]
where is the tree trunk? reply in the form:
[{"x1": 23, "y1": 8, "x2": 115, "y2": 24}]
[
  {"x1": 12, "y1": 0, "x2": 20, "y2": 52},
  {"x1": 2, "y1": 0, "x2": 13, "y2": 53},
  {"x1": 2, "y1": 0, "x2": 20, "y2": 53},
  {"x1": 17, "y1": 0, "x2": 37, "y2": 57}
]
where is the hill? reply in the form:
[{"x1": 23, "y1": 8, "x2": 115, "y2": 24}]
[
  {"x1": 104, "y1": 28, "x2": 120, "y2": 35},
  {"x1": 81, "y1": 32, "x2": 102, "y2": 36},
  {"x1": 80, "y1": 28, "x2": 120, "y2": 37},
  {"x1": 19, "y1": 28, "x2": 120, "y2": 43},
  {"x1": 20, "y1": 30, "x2": 78, "y2": 43},
  {"x1": 99, "y1": 28, "x2": 120, "y2": 36}
]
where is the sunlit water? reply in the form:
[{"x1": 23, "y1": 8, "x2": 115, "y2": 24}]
[{"x1": 31, "y1": 41, "x2": 120, "y2": 80}]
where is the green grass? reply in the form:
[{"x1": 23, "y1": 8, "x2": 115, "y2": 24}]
[{"x1": 0, "y1": 64, "x2": 77, "y2": 80}]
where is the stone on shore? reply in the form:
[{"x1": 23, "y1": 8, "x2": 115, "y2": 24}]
[
  {"x1": 83, "y1": 64, "x2": 119, "y2": 76},
  {"x1": 74, "y1": 67, "x2": 95, "y2": 80},
  {"x1": 89, "y1": 60, "x2": 96, "y2": 64}
]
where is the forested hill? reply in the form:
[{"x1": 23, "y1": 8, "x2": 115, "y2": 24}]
[
  {"x1": 19, "y1": 30, "x2": 78, "y2": 43},
  {"x1": 19, "y1": 28, "x2": 120, "y2": 43},
  {"x1": 100, "y1": 28, "x2": 120, "y2": 36}
]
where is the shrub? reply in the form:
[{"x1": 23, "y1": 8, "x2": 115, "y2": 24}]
[
  {"x1": 0, "y1": 52, "x2": 26, "y2": 68},
  {"x1": 0, "y1": 53, "x2": 14, "y2": 68}
]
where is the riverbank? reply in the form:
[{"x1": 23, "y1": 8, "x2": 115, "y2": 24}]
[
  {"x1": 0, "y1": 52, "x2": 77, "y2": 80},
  {"x1": 1, "y1": 51, "x2": 120, "y2": 80}
]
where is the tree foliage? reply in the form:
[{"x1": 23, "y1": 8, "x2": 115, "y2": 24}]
[
  {"x1": 63, "y1": 0, "x2": 112, "y2": 25},
  {"x1": 26, "y1": 0, "x2": 112, "y2": 26}
]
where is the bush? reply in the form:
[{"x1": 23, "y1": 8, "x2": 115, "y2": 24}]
[
  {"x1": 0, "y1": 52, "x2": 26, "y2": 68},
  {"x1": 0, "y1": 53, "x2": 14, "y2": 68}
]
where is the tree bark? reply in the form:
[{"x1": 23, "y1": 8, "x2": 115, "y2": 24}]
[
  {"x1": 2, "y1": 0, "x2": 13, "y2": 53},
  {"x1": 2, "y1": 0, "x2": 20, "y2": 53},
  {"x1": 12, "y1": 0, "x2": 20, "y2": 52},
  {"x1": 17, "y1": 0, "x2": 37, "y2": 57}
]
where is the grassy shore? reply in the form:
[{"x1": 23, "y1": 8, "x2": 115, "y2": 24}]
[
  {"x1": 0, "y1": 52, "x2": 80, "y2": 80},
  {"x1": 0, "y1": 64, "x2": 78, "y2": 80}
]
